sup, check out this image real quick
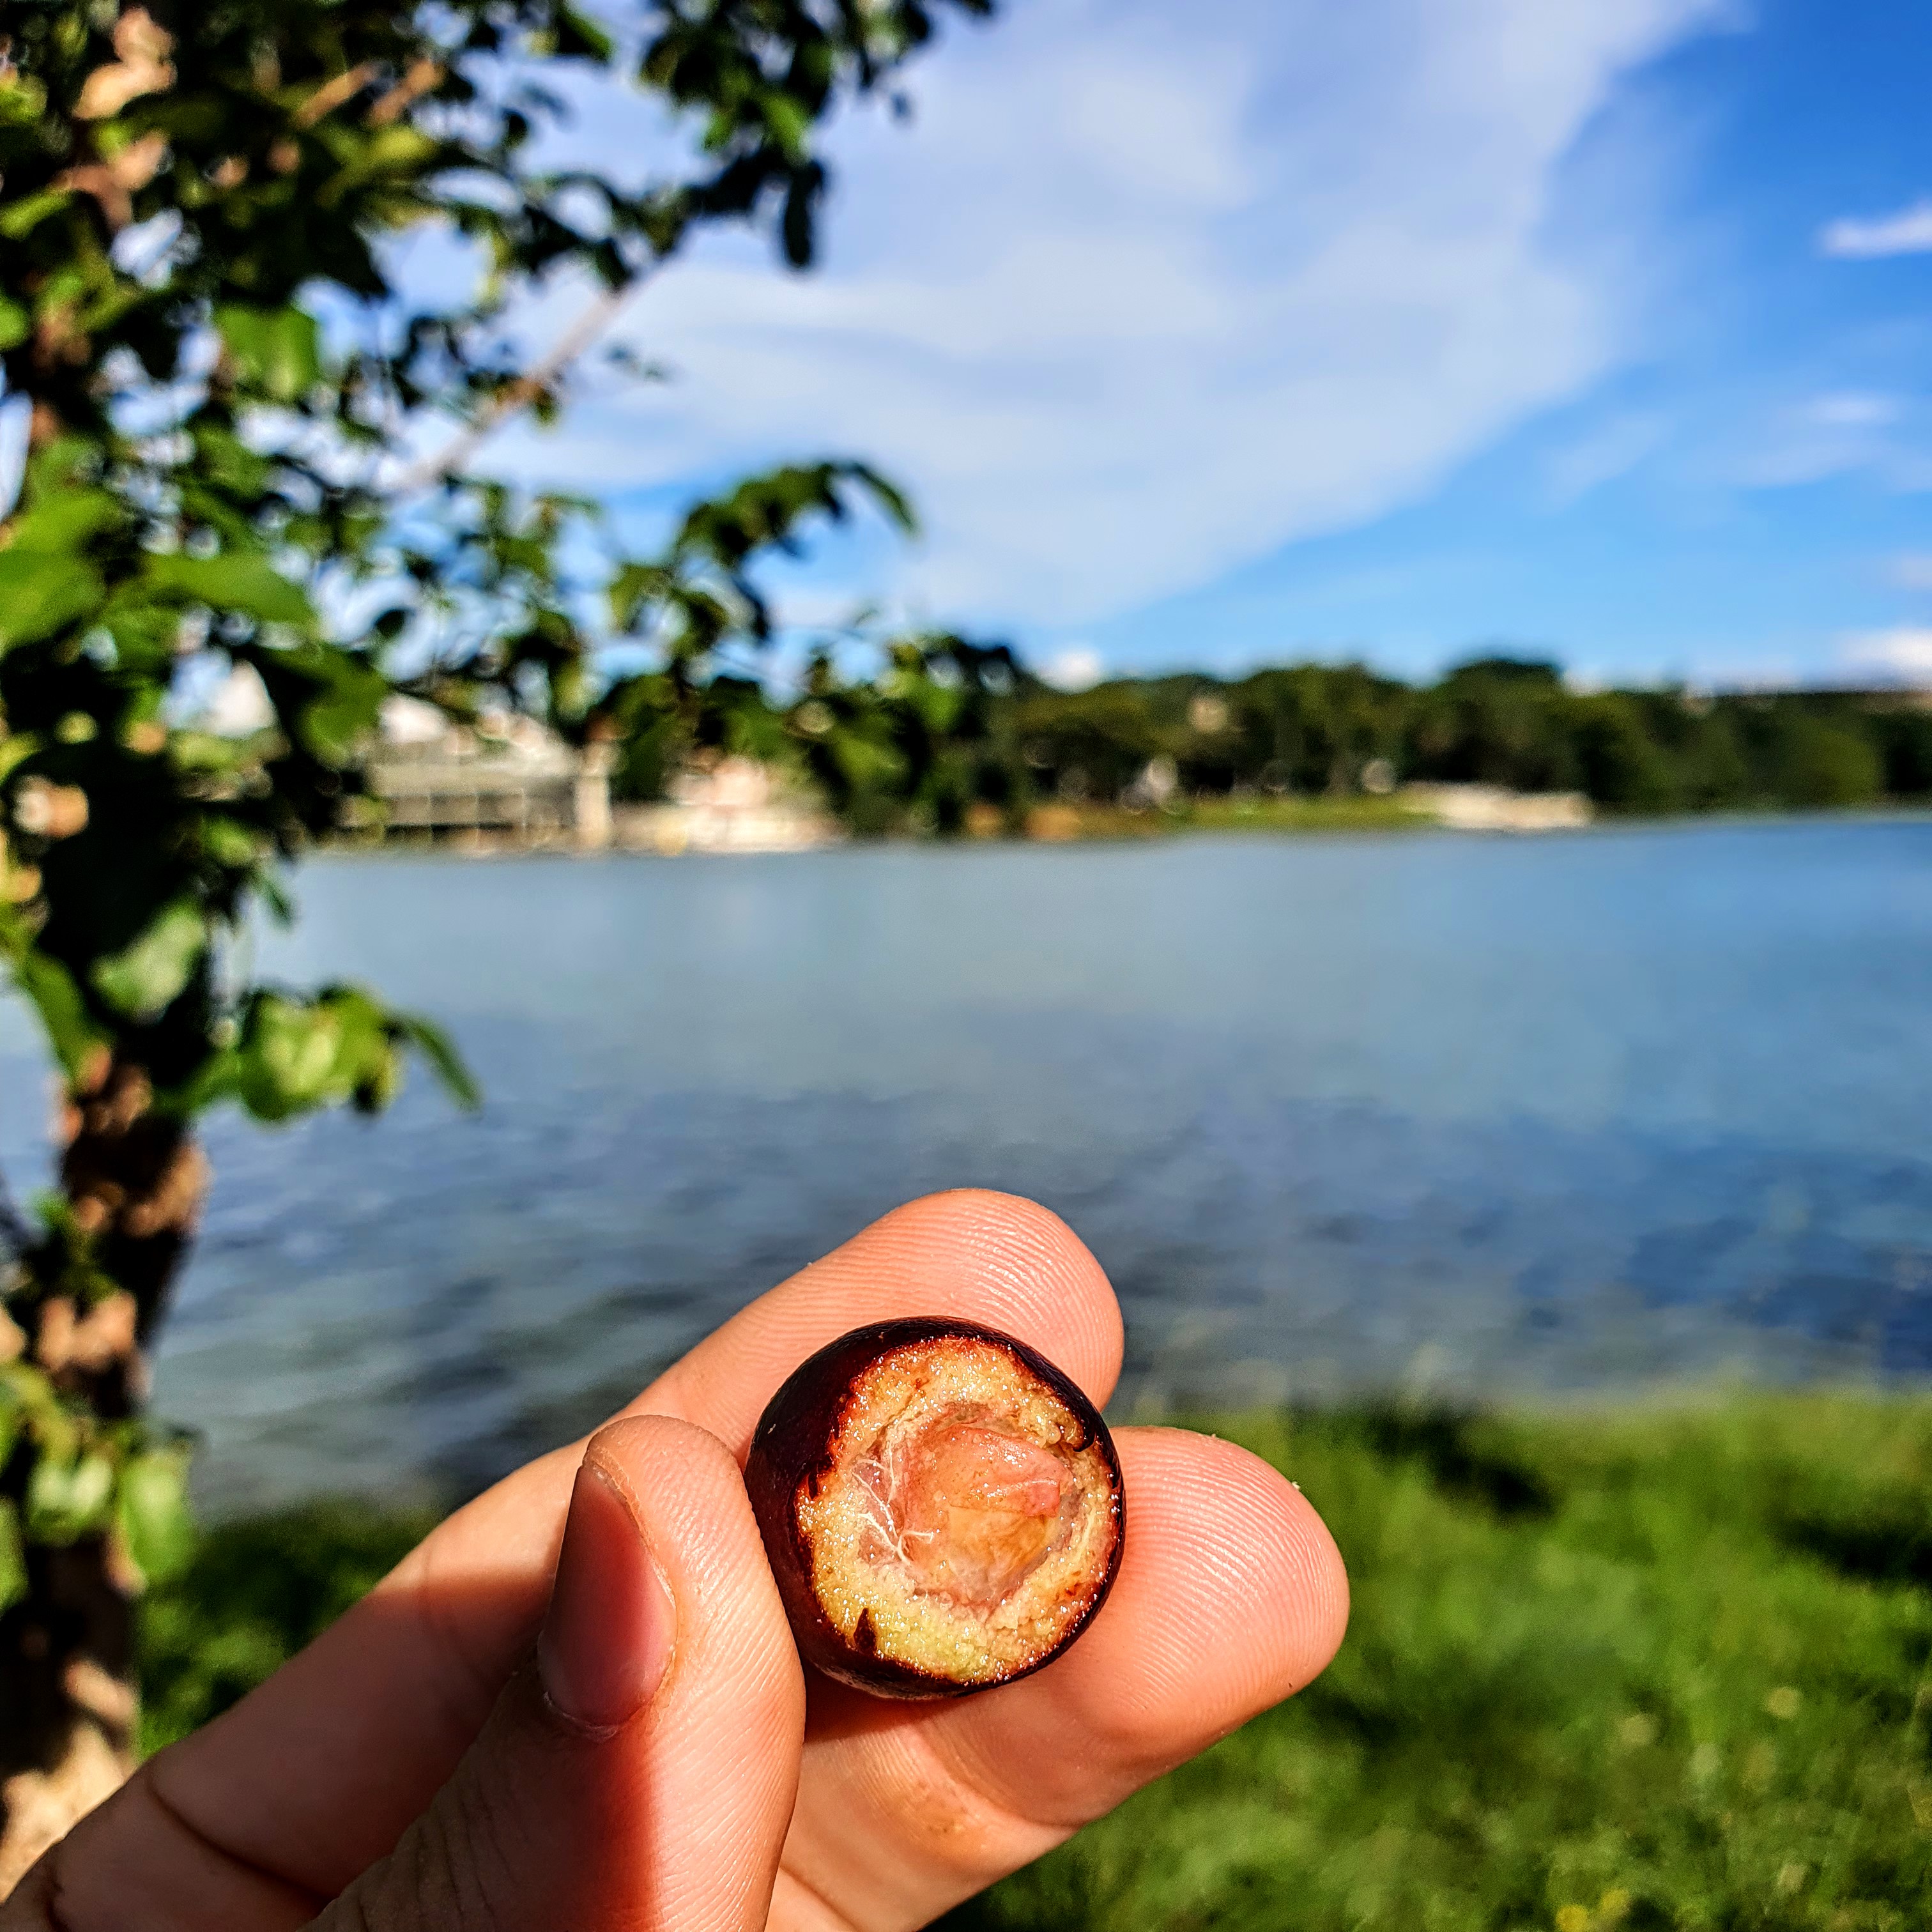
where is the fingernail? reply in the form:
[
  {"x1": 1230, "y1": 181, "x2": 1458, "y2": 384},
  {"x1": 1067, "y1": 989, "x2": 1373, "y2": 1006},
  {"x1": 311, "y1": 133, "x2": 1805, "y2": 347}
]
[{"x1": 537, "y1": 1460, "x2": 675, "y2": 1733}]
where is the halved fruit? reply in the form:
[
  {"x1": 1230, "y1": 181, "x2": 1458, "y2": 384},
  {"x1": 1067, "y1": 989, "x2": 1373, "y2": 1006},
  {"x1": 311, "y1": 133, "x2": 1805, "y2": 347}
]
[{"x1": 745, "y1": 1318, "x2": 1125, "y2": 1697}]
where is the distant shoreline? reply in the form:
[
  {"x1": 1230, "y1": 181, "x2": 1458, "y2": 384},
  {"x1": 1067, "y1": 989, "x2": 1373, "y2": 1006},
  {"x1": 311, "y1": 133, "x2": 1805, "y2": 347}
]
[
  {"x1": 1016, "y1": 795, "x2": 1932, "y2": 845},
  {"x1": 315, "y1": 795, "x2": 1932, "y2": 859}
]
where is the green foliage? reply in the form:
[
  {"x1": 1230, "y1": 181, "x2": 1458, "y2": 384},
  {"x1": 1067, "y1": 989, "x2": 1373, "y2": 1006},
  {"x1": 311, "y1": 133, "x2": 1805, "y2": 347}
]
[
  {"x1": 1015, "y1": 792, "x2": 1432, "y2": 841},
  {"x1": 0, "y1": 1501, "x2": 26, "y2": 1616},
  {"x1": 115, "y1": 1441, "x2": 197, "y2": 1588},
  {"x1": 596, "y1": 461, "x2": 923, "y2": 786},
  {"x1": 946, "y1": 656, "x2": 1932, "y2": 818},
  {"x1": 1767, "y1": 716, "x2": 1885, "y2": 810},
  {"x1": 88, "y1": 898, "x2": 207, "y2": 1021},
  {"x1": 1, "y1": 0, "x2": 986, "y2": 1133},
  {"x1": 0, "y1": 0, "x2": 992, "y2": 1573},
  {"x1": 785, "y1": 632, "x2": 1028, "y2": 834},
  {"x1": 947, "y1": 1393, "x2": 1932, "y2": 1932},
  {"x1": 191, "y1": 984, "x2": 477, "y2": 1120},
  {"x1": 139, "y1": 1500, "x2": 437, "y2": 1754},
  {"x1": 0, "y1": 1355, "x2": 195, "y2": 1593}
]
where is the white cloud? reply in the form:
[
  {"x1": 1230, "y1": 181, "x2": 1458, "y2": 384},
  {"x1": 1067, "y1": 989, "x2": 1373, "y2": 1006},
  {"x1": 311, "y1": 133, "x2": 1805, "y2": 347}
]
[
  {"x1": 1545, "y1": 411, "x2": 1671, "y2": 503},
  {"x1": 1818, "y1": 199, "x2": 1932, "y2": 260},
  {"x1": 1733, "y1": 392, "x2": 1922, "y2": 489},
  {"x1": 1841, "y1": 626, "x2": 1932, "y2": 683},
  {"x1": 481, "y1": 0, "x2": 1729, "y2": 631},
  {"x1": 1041, "y1": 644, "x2": 1105, "y2": 691},
  {"x1": 1805, "y1": 391, "x2": 1900, "y2": 429},
  {"x1": 1890, "y1": 553, "x2": 1932, "y2": 591}
]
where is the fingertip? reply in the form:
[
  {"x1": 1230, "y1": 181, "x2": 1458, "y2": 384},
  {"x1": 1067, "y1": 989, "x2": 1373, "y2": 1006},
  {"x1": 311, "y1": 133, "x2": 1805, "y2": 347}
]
[
  {"x1": 648, "y1": 1188, "x2": 1125, "y2": 1458},
  {"x1": 580, "y1": 1416, "x2": 795, "y2": 1689},
  {"x1": 923, "y1": 1424, "x2": 1351, "y2": 1828},
  {"x1": 1112, "y1": 1428, "x2": 1349, "y2": 1712},
  {"x1": 537, "y1": 1459, "x2": 675, "y2": 1735},
  {"x1": 1184, "y1": 1431, "x2": 1350, "y2": 1690},
  {"x1": 586, "y1": 1411, "x2": 742, "y2": 1488},
  {"x1": 816, "y1": 1188, "x2": 1126, "y2": 1406}
]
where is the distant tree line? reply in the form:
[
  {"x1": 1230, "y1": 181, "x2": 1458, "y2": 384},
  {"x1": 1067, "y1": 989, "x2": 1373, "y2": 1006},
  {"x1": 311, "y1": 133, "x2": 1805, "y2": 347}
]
[{"x1": 696, "y1": 651, "x2": 1932, "y2": 831}]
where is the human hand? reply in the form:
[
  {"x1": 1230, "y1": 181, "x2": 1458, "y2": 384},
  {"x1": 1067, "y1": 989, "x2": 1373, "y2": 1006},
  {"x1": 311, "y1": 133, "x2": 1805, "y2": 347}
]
[{"x1": 6, "y1": 1192, "x2": 1349, "y2": 1929}]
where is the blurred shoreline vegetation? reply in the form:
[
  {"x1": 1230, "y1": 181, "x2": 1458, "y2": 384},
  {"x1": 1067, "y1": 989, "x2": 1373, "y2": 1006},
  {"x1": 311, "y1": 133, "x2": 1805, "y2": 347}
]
[
  {"x1": 637, "y1": 652, "x2": 1932, "y2": 840},
  {"x1": 146, "y1": 1391, "x2": 1932, "y2": 1931}
]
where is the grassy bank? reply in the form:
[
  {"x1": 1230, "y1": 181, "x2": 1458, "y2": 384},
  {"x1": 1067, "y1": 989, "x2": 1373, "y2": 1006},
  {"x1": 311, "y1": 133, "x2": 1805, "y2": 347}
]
[
  {"x1": 141, "y1": 1395, "x2": 1932, "y2": 1929},
  {"x1": 1015, "y1": 793, "x2": 1433, "y2": 842}
]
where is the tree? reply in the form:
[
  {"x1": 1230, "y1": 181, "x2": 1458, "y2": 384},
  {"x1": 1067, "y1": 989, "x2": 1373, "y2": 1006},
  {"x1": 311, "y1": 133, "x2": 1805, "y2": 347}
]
[
  {"x1": 1407, "y1": 655, "x2": 1581, "y2": 795},
  {"x1": 1229, "y1": 663, "x2": 1409, "y2": 797},
  {"x1": 0, "y1": 0, "x2": 989, "y2": 1875},
  {"x1": 1569, "y1": 692, "x2": 1676, "y2": 813},
  {"x1": 1765, "y1": 710, "x2": 1884, "y2": 810},
  {"x1": 1010, "y1": 680, "x2": 1163, "y2": 805},
  {"x1": 788, "y1": 629, "x2": 1029, "y2": 834}
]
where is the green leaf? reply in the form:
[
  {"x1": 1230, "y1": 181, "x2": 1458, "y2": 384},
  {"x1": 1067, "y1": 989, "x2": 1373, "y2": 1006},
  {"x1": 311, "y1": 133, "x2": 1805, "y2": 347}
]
[
  {"x1": 298, "y1": 663, "x2": 388, "y2": 765},
  {"x1": 194, "y1": 427, "x2": 276, "y2": 499},
  {"x1": 247, "y1": 641, "x2": 389, "y2": 765},
  {"x1": 351, "y1": 1041, "x2": 402, "y2": 1114},
  {"x1": 396, "y1": 1013, "x2": 481, "y2": 1111},
  {"x1": 214, "y1": 305, "x2": 324, "y2": 406},
  {"x1": 0, "y1": 1501, "x2": 25, "y2": 1616},
  {"x1": 0, "y1": 297, "x2": 28, "y2": 352},
  {"x1": 116, "y1": 1446, "x2": 196, "y2": 1589},
  {"x1": 199, "y1": 815, "x2": 267, "y2": 870},
  {"x1": 609, "y1": 560, "x2": 673, "y2": 632},
  {"x1": 0, "y1": 734, "x2": 37, "y2": 785},
  {"x1": 0, "y1": 70, "x2": 47, "y2": 127},
  {"x1": 554, "y1": 6, "x2": 616, "y2": 60},
  {"x1": 7, "y1": 484, "x2": 123, "y2": 556},
  {"x1": 89, "y1": 900, "x2": 208, "y2": 1020},
  {"x1": 26, "y1": 1448, "x2": 117, "y2": 1544},
  {"x1": 237, "y1": 994, "x2": 344, "y2": 1121},
  {"x1": 1, "y1": 1362, "x2": 64, "y2": 1436},
  {"x1": 763, "y1": 91, "x2": 812, "y2": 160},
  {"x1": 0, "y1": 549, "x2": 106, "y2": 652},
  {"x1": 10, "y1": 949, "x2": 105, "y2": 1081},
  {"x1": 0, "y1": 189, "x2": 73, "y2": 240},
  {"x1": 169, "y1": 1044, "x2": 241, "y2": 1115},
  {"x1": 318, "y1": 986, "x2": 390, "y2": 1088},
  {"x1": 318, "y1": 125, "x2": 440, "y2": 204},
  {"x1": 144, "y1": 553, "x2": 316, "y2": 629},
  {"x1": 831, "y1": 723, "x2": 909, "y2": 792}
]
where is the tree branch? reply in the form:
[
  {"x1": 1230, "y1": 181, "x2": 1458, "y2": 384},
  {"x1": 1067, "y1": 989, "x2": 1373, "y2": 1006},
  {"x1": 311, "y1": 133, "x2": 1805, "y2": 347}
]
[{"x1": 397, "y1": 283, "x2": 636, "y2": 493}]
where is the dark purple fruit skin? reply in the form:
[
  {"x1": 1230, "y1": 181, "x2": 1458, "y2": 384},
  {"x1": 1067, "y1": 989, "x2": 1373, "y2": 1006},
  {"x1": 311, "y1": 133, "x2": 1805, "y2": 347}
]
[{"x1": 744, "y1": 1317, "x2": 1126, "y2": 1699}]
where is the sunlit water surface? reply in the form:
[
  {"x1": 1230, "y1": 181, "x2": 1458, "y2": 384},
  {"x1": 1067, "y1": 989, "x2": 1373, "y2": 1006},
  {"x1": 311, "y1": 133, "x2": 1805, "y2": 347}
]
[{"x1": 3, "y1": 818, "x2": 1928, "y2": 1511}]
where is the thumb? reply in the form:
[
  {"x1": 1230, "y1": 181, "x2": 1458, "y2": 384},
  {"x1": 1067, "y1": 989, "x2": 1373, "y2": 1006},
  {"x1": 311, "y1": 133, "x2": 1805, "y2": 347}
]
[{"x1": 314, "y1": 1416, "x2": 805, "y2": 1932}]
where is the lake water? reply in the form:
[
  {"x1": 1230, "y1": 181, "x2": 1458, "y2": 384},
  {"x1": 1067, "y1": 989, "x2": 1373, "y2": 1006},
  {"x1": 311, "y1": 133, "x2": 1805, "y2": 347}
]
[{"x1": 3, "y1": 817, "x2": 1930, "y2": 1512}]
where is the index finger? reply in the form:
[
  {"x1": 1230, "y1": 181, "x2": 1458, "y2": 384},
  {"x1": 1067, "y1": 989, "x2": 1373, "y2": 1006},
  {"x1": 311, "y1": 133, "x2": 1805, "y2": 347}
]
[
  {"x1": 148, "y1": 1190, "x2": 1125, "y2": 1901},
  {"x1": 638, "y1": 1186, "x2": 1125, "y2": 1454}
]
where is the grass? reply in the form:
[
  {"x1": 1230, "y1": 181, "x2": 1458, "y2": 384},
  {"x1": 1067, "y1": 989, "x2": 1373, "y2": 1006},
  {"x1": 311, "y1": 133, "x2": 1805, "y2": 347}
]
[
  {"x1": 139, "y1": 1501, "x2": 439, "y2": 1756},
  {"x1": 141, "y1": 1396, "x2": 1932, "y2": 1930},
  {"x1": 1020, "y1": 795, "x2": 1432, "y2": 842}
]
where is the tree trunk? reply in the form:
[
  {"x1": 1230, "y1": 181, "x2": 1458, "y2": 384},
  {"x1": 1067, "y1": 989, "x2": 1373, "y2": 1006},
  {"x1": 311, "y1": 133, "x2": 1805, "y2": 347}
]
[{"x1": 0, "y1": 1059, "x2": 208, "y2": 1894}]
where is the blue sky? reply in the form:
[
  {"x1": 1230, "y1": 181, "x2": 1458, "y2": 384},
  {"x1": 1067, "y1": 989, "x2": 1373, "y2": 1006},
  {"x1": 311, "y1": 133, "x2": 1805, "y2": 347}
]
[{"x1": 484, "y1": 0, "x2": 1932, "y2": 691}]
